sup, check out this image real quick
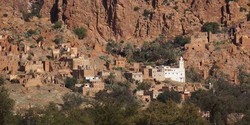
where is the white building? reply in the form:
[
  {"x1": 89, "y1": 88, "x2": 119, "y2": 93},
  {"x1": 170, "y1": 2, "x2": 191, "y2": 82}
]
[
  {"x1": 153, "y1": 57, "x2": 185, "y2": 82},
  {"x1": 163, "y1": 57, "x2": 185, "y2": 82}
]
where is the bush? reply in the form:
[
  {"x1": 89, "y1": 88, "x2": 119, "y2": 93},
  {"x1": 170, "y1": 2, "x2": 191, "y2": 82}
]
[
  {"x1": 143, "y1": 9, "x2": 153, "y2": 17},
  {"x1": 36, "y1": 36, "x2": 44, "y2": 42},
  {"x1": 134, "y1": 6, "x2": 140, "y2": 11},
  {"x1": 201, "y1": 22, "x2": 220, "y2": 34},
  {"x1": 25, "y1": 29, "x2": 38, "y2": 37},
  {"x1": 53, "y1": 36, "x2": 63, "y2": 44},
  {"x1": 53, "y1": 21, "x2": 62, "y2": 29},
  {"x1": 0, "y1": 77, "x2": 4, "y2": 86},
  {"x1": 157, "y1": 90, "x2": 181, "y2": 103},
  {"x1": 186, "y1": 67, "x2": 203, "y2": 82},
  {"x1": 65, "y1": 77, "x2": 77, "y2": 89},
  {"x1": 73, "y1": 27, "x2": 87, "y2": 39},
  {"x1": 174, "y1": 35, "x2": 190, "y2": 46}
]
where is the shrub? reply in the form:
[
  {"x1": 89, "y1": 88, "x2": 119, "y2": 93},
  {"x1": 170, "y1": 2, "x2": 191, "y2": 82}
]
[
  {"x1": 36, "y1": 36, "x2": 44, "y2": 42},
  {"x1": 173, "y1": 6, "x2": 178, "y2": 11},
  {"x1": 174, "y1": 35, "x2": 191, "y2": 46},
  {"x1": 134, "y1": 6, "x2": 140, "y2": 11},
  {"x1": 65, "y1": 77, "x2": 77, "y2": 89},
  {"x1": 143, "y1": 9, "x2": 153, "y2": 17},
  {"x1": 157, "y1": 90, "x2": 181, "y2": 103},
  {"x1": 53, "y1": 21, "x2": 62, "y2": 29},
  {"x1": 0, "y1": 76, "x2": 4, "y2": 86},
  {"x1": 73, "y1": 27, "x2": 87, "y2": 39},
  {"x1": 30, "y1": 44, "x2": 36, "y2": 48},
  {"x1": 201, "y1": 22, "x2": 220, "y2": 34},
  {"x1": 186, "y1": 67, "x2": 203, "y2": 82},
  {"x1": 25, "y1": 29, "x2": 38, "y2": 37},
  {"x1": 53, "y1": 36, "x2": 63, "y2": 44}
]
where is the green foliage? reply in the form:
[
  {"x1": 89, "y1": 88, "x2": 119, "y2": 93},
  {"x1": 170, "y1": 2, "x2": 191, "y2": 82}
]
[
  {"x1": 104, "y1": 72, "x2": 115, "y2": 84},
  {"x1": 62, "y1": 93, "x2": 85, "y2": 110},
  {"x1": 136, "y1": 101, "x2": 209, "y2": 125},
  {"x1": 64, "y1": 77, "x2": 77, "y2": 89},
  {"x1": 189, "y1": 74, "x2": 250, "y2": 125},
  {"x1": 0, "y1": 87, "x2": 15, "y2": 125},
  {"x1": 136, "y1": 82, "x2": 152, "y2": 91},
  {"x1": 25, "y1": 29, "x2": 39, "y2": 37},
  {"x1": 36, "y1": 36, "x2": 44, "y2": 42},
  {"x1": 143, "y1": 9, "x2": 154, "y2": 18},
  {"x1": 73, "y1": 27, "x2": 87, "y2": 39},
  {"x1": 134, "y1": 6, "x2": 140, "y2": 11},
  {"x1": 0, "y1": 76, "x2": 4, "y2": 86},
  {"x1": 2, "y1": 80, "x2": 212, "y2": 125},
  {"x1": 157, "y1": 90, "x2": 181, "y2": 103},
  {"x1": 186, "y1": 67, "x2": 203, "y2": 82},
  {"x1": 106, "y1": 38, "x2": 181, "y2": 65},
  {"x1": 30, "y1": 44, "x2": 36, "y2": 48},
  {"x1": 53, "y1": 21, "x2": 62, "y2": 29},
  {"x1": 132, "y1": 41, "x2": 179, "y2": 65},
  {"x1": 201, "y1": 22, "x2": 220, "y2": 34},
  {"x1": 91, "y1": 83, "x2": 139, "y2": 125},
  {"x1": 173, "y1": 5, "x2": 178, "y2": 11},
  {"x1": 238, "y1": 65, "x2": 250, "y2": 88},
  {"x1": 53, "y1": 36, "x2": 63, "y2": 44},
  {"x1": 174, "y1": 35, "x2": 191, "y2": 46}
]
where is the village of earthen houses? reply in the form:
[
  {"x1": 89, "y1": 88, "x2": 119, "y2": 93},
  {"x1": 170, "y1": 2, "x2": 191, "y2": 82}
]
[{"x1": 0, "y1": 0, "x2": 250, "y2": 124}]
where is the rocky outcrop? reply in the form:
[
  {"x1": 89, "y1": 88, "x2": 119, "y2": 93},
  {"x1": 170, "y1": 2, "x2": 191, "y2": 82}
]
[{"x1": 1, "y1": 0, "x2": 249, "y2": 43}]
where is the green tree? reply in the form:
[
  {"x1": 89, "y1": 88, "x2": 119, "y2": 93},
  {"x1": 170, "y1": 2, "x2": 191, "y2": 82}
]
[
  {"x1": 174, "y1": 35, "x2": 191, "y2": 46},
  {"x1": 0, "y1": 87, "x2": 15, "y2": 125},
  {"x1": 64, "y1": 77, "x2": 77, "y2": 89},
  {"x1": 201, "y1": 22, "x2": 220, "y2": 34},
  {"x1": 62, "y1": 93, "x2": 85, "y2": 110},
  {"x1": 186, "y1": 67, "x2": 203, "y2": 82},
  {"x1": 0, "y1": 76, "x2": 4, "y2": 86},
  {"x1": 136, "y1": 82, "x2": 152, "y2": 91},
  {"x1": 38, "y1": 103, "x2": 66, "y2": 125},
  {"x1": 157, "y1": 90, "x2": 181, "y2": 103},
  {"x1": 53, "y1": 21, "x2": 62, "y2": 29},
  {"x1": 73, "y1": 27, "x2": 87, "y2": 39},
  {"x1": 90, "y1": 83, "x2": 139, "y2": 125},
  {"x1": 136, "y1": 101, "x2": 208, "y2": 125}
]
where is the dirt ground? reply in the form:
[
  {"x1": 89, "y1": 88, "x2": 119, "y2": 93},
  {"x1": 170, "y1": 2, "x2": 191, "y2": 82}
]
[{"x1": 4, "y1": 83, "x2": 71, "y2": 110}]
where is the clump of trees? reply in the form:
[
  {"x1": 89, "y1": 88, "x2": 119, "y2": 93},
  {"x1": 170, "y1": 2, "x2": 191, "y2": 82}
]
[
  {"x1": 1, "y1": 80, "x2": 209, "y2": 125},
  {"x1": 189, "y1": 71, "x2": 250, "y2": 125},
  {"x1": 73, "y1": 27, "x2": 87, "y2": 39},
  {"x1": 106, "y1": 37, "x2": 183, "y2": 65},
  {"x1": 201, "y1": 22, "x2": 220, "y2": 34},
  {"x1": 157, "y1": 89, "x2": 181, "y2": 103},
  {"x1": 174, "y1": 35, "x2": 191, "y2": 47},
  {"x1": 186, "y1": 67, "x2": 203, "y2": 83}
]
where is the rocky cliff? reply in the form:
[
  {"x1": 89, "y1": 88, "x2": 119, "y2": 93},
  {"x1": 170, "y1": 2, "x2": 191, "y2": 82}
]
[
  {"x1": 0, "y1": 0, "x2": 249, "y2": 43},
  {"x1": 38, "y1": 0, "x2": 249, "y2": 43}
]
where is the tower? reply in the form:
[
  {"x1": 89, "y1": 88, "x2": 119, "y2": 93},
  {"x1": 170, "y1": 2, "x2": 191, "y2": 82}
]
[{"x1": 179, "y1": 57, "x2": 184, "y2": 69}]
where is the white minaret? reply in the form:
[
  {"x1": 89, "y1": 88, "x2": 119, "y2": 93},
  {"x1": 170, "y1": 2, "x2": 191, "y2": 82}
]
[{"x1": 179, "y1": 57, "x2": 184, "y2": 69}]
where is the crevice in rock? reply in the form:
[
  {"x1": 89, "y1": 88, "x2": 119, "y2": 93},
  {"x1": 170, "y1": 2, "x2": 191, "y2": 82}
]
[
  {"x1": 62, "y1": 0, "x2": 68, "y2": 23},
  {"x1": 50, "y1": 0, "x2": 59, "y2": 23}
]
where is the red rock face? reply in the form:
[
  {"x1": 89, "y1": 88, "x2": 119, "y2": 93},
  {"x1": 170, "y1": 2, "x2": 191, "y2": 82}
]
[{"x1": 0, "y1": 0, "x2": 249, "y2": 43}]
